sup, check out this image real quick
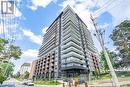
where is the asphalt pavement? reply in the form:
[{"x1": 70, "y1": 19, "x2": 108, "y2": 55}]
[
  {"x1": 2, "y1": 78, "x2": 62, "y2": 87},
  {"x1": 3, "y1": 78, "x2": 32, "y2": 87}
]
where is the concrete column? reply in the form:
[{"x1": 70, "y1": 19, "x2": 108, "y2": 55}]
[{"x1": 49, "y1": 72, "x2": 51, "y2": 80}]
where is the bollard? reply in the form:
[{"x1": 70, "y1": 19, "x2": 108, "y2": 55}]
[
  {"x1": 74, "y1": 81, "x2": 78, "y2": 87},
  {"x1": 85, "y1": 82, "x2": 88, "y2": 87},
  {"x1": 63, "y1": 83, "x2": 65, "y2": 87},
  {"x1": 68, "y1": 82, "x2": 71, "y2": 87}
]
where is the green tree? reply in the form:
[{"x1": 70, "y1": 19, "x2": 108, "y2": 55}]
[
  {"x1": 0, "y1": 38, "x2": 22, "y2": 83},
  {"x1": 116, "y1": 20, "x2": 130, "y2": 54},
  {"x1": 0, "y1": 63, "x2": 14, "y2": 84},
  {"x1": 0, "y1": 63, "x2": 15, "y2": 77},
  {"x1": 100, "y1": 50, "x2": 121, "y2": 73},
  {"x1": 23, "y1": 71, "x2": 30, "y2": 79},
  {"x1": 100, "y1": 51, "x2": 109, "y2": 72},
  {"x1": 116, "y1": 20, "x2": 130, "y2": 31},
  {"x1": 0, "y1": 68, "x2": 7, "y2": 84},
  {"x1": 9, "y1": 45, "x2": 22, "y2": 60},
  {"x1": 0, "y1": 38, "x2": 8, "y2": 52},
  {"x1": 110, "y1": 20, "x2": 130, "y2": 66},
  {"x1": 0, "y1": 38, "x2": 22, "y2": 60},
  {"x1": 13, "y1": 72, "x2": 20, "y2": 78}
]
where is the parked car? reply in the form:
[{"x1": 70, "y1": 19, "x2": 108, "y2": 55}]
[
  {"x1": 27, "y1": 82, "x2": 34, "y2": 86},
  {"x1": 0, "y1": 85, "x2": 15, "y2": 87},
  {"x1": 22, "y1": 80, "x2": 34, "y2": 86},
  {"x1": 22, "y1": 80, "x2": 28, "y2": 85}
]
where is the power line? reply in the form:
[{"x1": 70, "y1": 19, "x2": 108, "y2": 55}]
[
  {"x1": 94, "y1": 0, "x2": 116, "y2": 16},
  {"x1": 94, "y1": 0, "x2": 121, "y2": 17},
  {"x1": 94, "y1": 0, "x2": 115, "y2": 14}
]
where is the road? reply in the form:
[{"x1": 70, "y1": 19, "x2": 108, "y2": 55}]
[
  {"x1": 3, "y1": 78, "x2": 35, "y2": 87},
  {"x1": 3, "y1": 77, "x2": 130, "y2": 87},
  {"x1": 3, "y1": 78, "x2": 62, "y2": 87}
]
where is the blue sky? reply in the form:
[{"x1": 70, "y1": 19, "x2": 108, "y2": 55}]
[{"x1": 0, "y1": 0, "x2": 130, "y2": 74}]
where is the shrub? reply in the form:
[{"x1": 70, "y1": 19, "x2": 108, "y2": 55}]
[{"x1": 0, "y1": 72, "x2": 7, "y2": 84}]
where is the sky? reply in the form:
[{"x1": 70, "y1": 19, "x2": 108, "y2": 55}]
[{"x1": 0, "y1": 0, "x2": 130, "y2": 74}]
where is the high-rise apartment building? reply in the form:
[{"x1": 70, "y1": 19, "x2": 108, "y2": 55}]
[{"x1": 33, "y1": 6, "x2": 100, "y2": 80}]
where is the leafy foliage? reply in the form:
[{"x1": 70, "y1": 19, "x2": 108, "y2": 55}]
[
  {"x1": 0, "y1": 63, "x2": 15, "y2": 77},
  {"x1": 116, "y1": 20, "x2": 130, "y2": 31},
  {"x1": 9, "y1": 45, "x2": 22, "y2": 60},
  {"x1": 0, "y1": 38, "x2": 22, "y2": 60},
  {"x1": 0, "y1": 38, "x2": 7, "y2": 52},
  {"x1": 110, "y1": 20, "x2": 130, "y2": 66},
  {"x1": 100, "y1": 50, "x2": 122, "y2": 72},
  {"x1": 0, "y1": 38, "x2": 22, "y2": 84},
  {"x1": 23, "y1": 71, "x2": 30, "y2": 79},
  {"x1": 0, "y1": 68, "x2": 7, "y2": 84},
  {"x1": 100, "y1": 51, "x2": 109, "y2": 72},
  {"x1": 19, "y1": 71, "x2": 30, "y2": 79},
  {"x1": 0, "y1": 62, "x2": 15, "y2": 84}
]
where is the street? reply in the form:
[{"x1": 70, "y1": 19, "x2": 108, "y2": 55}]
[
  {"x1": 3, "y1": 78, "x2": 34, "y2": 87},
  {"x1": 3, "y1": 78, "x2": 62, "y2": 87},
  {"x1": 2, "y1": 77, "x2": 130, "y2": 87}
]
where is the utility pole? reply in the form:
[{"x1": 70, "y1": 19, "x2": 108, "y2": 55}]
[
  {"x1": 90, "y1": 14, "x2": 120, "y2": 87},
  {"x1": 1, "y1": 0, "x2": 16, "y2": 77}
]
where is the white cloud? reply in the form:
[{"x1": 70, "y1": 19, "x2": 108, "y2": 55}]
[
  {"x1": 29, "y1": 0, "x2": 57, "y2": 10},
  {"x1": 59, "y1": 0, "x2": 76, "y2": 9},
  {"x1": 93, "y1": 0, "x2": 130, "y2": 26},
  {"x1": 60, "y1": 0, "x2": 98, "y2": 30},
  {"x1": 14, "y1": 7, "x2": 22, "y2": 17},
  {"x1": 42, "y1": 27, "x2": 48, "y2": 34},
  {"x1": 22, "y1": 29, "x2": 42, "y2": 45},
  {"x1": 21, "y1": 49, "x2": 38, "y2": 59},
  {"x1": 60, "y1": 0, "x2": 130, "y2": 30},
  {"x1": 98, "y1": 23, "x2": 109, "y2": 29},
  {"x1": 107, "y1": 0, "x2": 130, "y2": 26},
  {"x1": 28, "y1": 6, "x2": 37, "y2": 11}
]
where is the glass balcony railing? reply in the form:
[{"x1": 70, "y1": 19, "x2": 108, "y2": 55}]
[
  {"x1": 61, "y1": 51, "x2": 84, "y2": 59},
  {"x1": 61, "y1": 46, "x2": 83, "y2": 55}
]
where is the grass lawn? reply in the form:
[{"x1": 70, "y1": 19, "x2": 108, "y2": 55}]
[
  {"x1": 33, "y1": 80, "x2": 61, "y2": 85},
  {"x1": 121, "y1": 84, "x2": 130, "y2": 87},
  {"x1": 15, "y1": 78, "x2": 24, "y2": 81},
  {"x1": 94, "y1": 74, "x2": 112, "y2": 80}
]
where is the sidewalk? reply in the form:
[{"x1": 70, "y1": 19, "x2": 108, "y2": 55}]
[{"x1": 35, "y1": 84, "x2": 62, "y2": 87}]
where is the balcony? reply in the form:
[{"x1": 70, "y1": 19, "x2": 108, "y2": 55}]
[
  {"x1": 61, "y1": 51, "x2": 84, "y2": 59},
  {"x1": 61, "y1": 41, "x2": 81, "y2": 51},
  {"x1": 66, "y1": 57, "x2": 85, "y2": 64},
  {"x1": 61, "y1": 63, "x2": 87, "y2": 70},
  {"x1": 61, "y1": 46, "x2": 83, "y2": 55}
]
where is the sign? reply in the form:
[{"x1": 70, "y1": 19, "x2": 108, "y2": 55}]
[{"x1": 1, "y1": 1, "x2": 15, "y2": 14}]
